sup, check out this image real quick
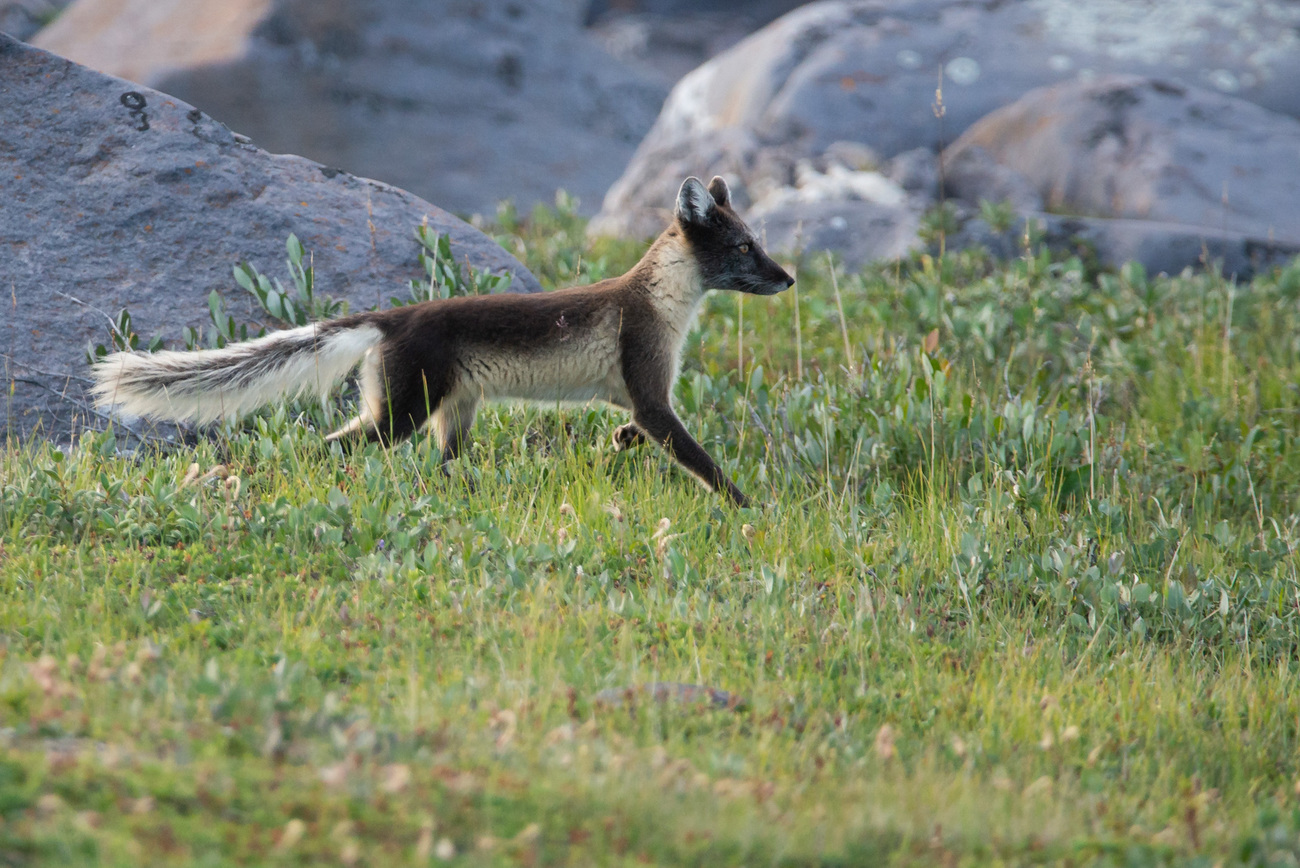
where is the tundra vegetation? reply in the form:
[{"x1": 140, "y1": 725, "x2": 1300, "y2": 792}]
[{"x1": 2, "y1": 198, "x2": 1300, "y2": 866}]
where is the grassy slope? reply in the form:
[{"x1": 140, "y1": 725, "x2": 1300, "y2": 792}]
[{"x1": 3, "y1": 203, "x2": 1300, "y2": 865}]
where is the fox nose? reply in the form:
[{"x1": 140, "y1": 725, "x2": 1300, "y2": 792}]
[{"x1": 784, "y1": 272, "x2": 795, "y2": 287}]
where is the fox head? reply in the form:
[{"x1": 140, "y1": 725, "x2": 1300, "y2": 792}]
[{"x1": 674, "y1": 176, "x2": 795, "y2": 296}]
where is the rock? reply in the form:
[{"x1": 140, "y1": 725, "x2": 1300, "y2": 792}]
[
  {"x1": 31, "y1": 0, "x2": 672, "y2": 216},
  {"x1": 943, "y1": 76, "x2": 1300, "y2": 246},
  {"x1": 0, "y1": 35, "x2": 540, "y2": 442},
  {"x1": 885, "y1": 147, "x2": 940, "y2": 197},
  {"x1": 29, "y1": 0, "x2": 283, "y2": 83},
  {"x1": 593, "y1": 125, "x2": 927, "y2": 265},
  {"x1": 592, "y1": 0, "x2": 1300, "y2": 239},
  {"x1": 941, "y1": 146, "x2": 1043, "y2": 213},
  {"x1": 747, "y1": 161, "x2": 924, "y2": 268},
  {"x1": 753, "y1": 199, "x2": 922, "y2": 271}
]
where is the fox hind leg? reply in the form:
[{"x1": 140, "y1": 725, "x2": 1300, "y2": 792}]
[
  {"x1": 325, "y1": 416, "x2": 365, "y2": 441},
  {"x1": 325, "y1": 348, "x2": 386, "y2": 442},
  {"x1": 432, "y1": 390, "x2": 479, "y2": 464},
  {"x1": 365, "y1": 374, "x2": 446, "y2": 446},
  {"x1": 349, "y1": 350, "x2": 455, "y2": 447}
]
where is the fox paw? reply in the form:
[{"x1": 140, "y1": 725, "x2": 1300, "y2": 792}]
[{"x1": 612, "y1": 423, "x2": 647, "y2": 451}]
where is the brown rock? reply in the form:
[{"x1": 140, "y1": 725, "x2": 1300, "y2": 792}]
[
  {"x1": 31, "y1": 0, "x2": 275, "y2": 84},
  {"x1": 943, "y1": 75, "x2": 1300, "y2": 245}
]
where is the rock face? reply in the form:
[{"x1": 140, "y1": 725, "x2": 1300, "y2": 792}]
[
  {"x1": 0, "y1": 35, "x2": 540, "y2": 442},
  {"x1": 944, "y1": 76, "x2": 1300, "y2": 246},
  {"x1": 591, "y1": 0, "x2": 1300, "y2": 248},
  {"x1": 745, "y1": 160, "x2": 925, "y2": 269},
  {"x1": 32, "y1": 0, "x2": 673, "y2": 216},
  {"x1": 936, "y1": 74, "x2": 1300, "y2": 279}
]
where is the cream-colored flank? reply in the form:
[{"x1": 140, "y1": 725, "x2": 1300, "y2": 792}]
[
  {"x1": 446, "y1": 234, "x2": 704, "y2": 411},
  {"x1": 457, "y1": 304, "x2": 628, "y2": 407}
]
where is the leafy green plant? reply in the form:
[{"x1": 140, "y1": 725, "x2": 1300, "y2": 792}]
[
  {"x1": 395, "y1": 224, "x2": 512, "y2": 306},
  {"x1": 182, "y1": 288, "x2": 248, "y2": 350},
  {"x1": 175, "y1": 235, "x2": 348, "y2": 350},
  {"x1": 81, "y1": 234, "x2": 345, "y2": 354},
  {"x1": 917, "y1": 200, "x2": 962, "y2": 247},
  {"x1": 84, "y1": 307, "x2": 163, "y2": 363},
  {"x1": 978, "y1": 198, "x2": 1016, "y2": 234},
  {"x1": 233, "y1": 234, "x2": 343, "y2": 325}
]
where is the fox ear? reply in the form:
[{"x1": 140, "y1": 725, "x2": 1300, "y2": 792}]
[
  {"x1": 675, "y1": 176, "x2": 715, "y2": 225},
  {"x1": 707, "y1": 175, "x2": 730, "y2": 208}
]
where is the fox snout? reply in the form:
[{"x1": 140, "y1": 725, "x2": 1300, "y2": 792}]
[{"x1": 750, "y1": 253, "x2": 795, "y2": 296}]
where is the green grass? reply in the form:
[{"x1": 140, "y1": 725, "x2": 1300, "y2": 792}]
[{"x1": 3, "y1": 203, "x2": 1300, "y2": 865}]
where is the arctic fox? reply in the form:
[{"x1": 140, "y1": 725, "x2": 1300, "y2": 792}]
[{"x1": 93, "y1": 176, "x2": 794, "y2": 506}]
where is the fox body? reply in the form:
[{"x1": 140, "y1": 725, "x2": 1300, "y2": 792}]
[{"x1": 92, "y1": 176, "x2": 794, "y2": 506}]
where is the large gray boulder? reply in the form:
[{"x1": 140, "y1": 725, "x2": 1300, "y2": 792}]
[
  {"x1": 0, "y1": 35, "x2": 540, "y2": 442},
  {"x1": 937, "y1": 75, "x2": 1300, "y2": 279},
  {"x1": 592, "y1": 0, "x2": 1300, "y2": 240},
  {"x1": 31, "y1": 0, "x2": 671, "y2": 217},
  {"x1": 944, "y1": 76, "x2": 1300, "y2": 246}
]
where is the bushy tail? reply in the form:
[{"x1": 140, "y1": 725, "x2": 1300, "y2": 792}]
[{"x1": 91, "y1": 319, "x2": 385, "y2": 424}]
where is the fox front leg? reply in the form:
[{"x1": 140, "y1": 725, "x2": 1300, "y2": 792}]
[{"x1": 631, "y1": 403, "x2": 749, "y2": 507}]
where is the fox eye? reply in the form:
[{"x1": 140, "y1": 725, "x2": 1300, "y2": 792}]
[{"x1": 737, "y1": 243, "x2": 750, "y2": 254}]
